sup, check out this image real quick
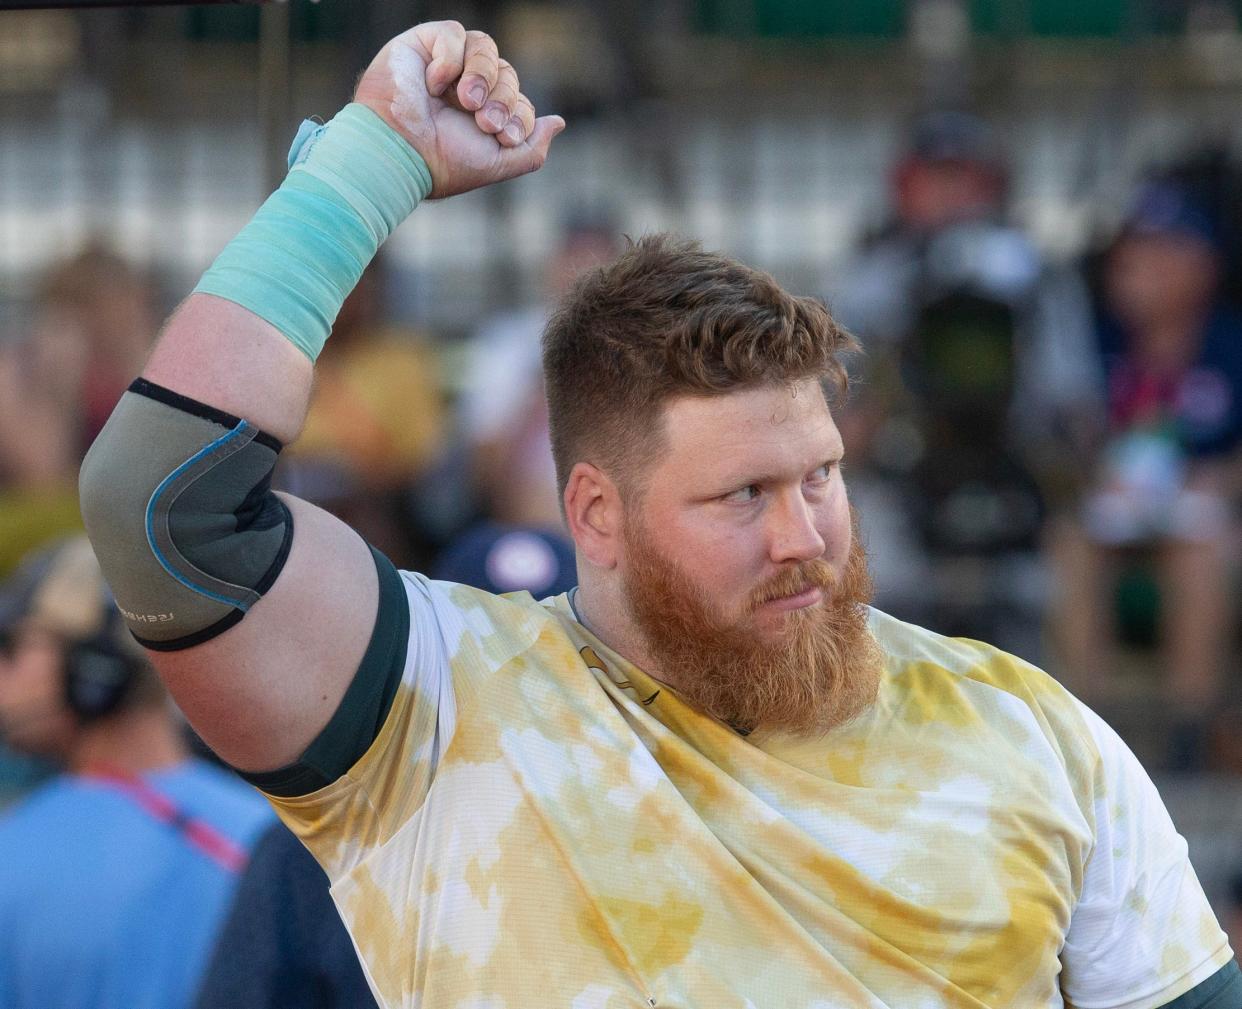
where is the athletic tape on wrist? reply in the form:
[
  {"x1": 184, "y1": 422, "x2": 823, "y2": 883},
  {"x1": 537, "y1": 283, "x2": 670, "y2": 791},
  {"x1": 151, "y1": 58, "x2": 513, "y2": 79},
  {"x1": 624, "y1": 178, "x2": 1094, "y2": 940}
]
[{"x1": 193, "y1": 103, "x2": 433, "y2": 362}]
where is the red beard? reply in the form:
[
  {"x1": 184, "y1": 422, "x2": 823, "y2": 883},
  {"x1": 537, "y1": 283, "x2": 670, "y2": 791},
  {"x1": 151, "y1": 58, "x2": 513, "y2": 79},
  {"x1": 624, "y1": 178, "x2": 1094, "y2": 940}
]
[{"x1": 621, "y1": 514, "x2": 882, "y2": 736}]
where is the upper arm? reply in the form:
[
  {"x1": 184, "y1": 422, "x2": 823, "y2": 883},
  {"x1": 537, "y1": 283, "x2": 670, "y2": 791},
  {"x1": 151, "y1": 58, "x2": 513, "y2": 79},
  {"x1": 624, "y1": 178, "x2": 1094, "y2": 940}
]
[
  {"x1": 143, "y1": 294, "x2": 314, "y2": 445},
  {"x1": 1059, "y1": 702, "x2": 1233, "y2": 1008},
  {"x1": 150, "y1": 494, "x2": 378, "y2": 771},
  {"x1": 83, "y1": 294, "x2": 382, "y2": 771}
]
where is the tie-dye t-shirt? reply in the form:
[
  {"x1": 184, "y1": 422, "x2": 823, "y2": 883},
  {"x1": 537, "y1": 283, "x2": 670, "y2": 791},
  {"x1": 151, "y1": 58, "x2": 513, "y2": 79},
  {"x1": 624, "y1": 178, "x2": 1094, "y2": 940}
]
[{"x1": 263, "y1": 573, "x2": 1232, "y2": 1009}]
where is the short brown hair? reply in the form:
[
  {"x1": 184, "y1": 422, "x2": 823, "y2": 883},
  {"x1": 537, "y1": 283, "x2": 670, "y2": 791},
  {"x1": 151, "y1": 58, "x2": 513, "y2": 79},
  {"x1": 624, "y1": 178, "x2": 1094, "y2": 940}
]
[{"x1": 542, "y1": 233, "x2": 857, "y2": 498}]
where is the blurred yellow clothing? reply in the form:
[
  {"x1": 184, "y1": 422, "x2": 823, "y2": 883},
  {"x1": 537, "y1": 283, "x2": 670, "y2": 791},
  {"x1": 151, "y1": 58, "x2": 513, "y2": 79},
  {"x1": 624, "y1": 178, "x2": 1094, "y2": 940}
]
[
  {"x1": 289, "y1": 329, "x2": 443, "y2": 488},
  {"x1": 266, "y1": 578, "x2": 1230, "y2": 1009},
  {"x1": 0, "y1": 485, "x2": 83, "y2": 577}
]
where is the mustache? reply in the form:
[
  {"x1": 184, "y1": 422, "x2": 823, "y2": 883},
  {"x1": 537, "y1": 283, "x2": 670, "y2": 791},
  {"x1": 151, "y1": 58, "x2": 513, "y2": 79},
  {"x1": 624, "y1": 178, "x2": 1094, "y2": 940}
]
[{"x1": 747, "y1": 559, "x2": 837, "y2": 610}]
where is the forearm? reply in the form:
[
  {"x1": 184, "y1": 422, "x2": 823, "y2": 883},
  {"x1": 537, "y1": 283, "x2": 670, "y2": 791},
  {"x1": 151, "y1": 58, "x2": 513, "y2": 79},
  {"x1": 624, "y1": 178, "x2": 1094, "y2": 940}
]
[
  {"x1": 77, "y1": 20, "x2": 561, "y2": 770},
  {"x1": 77, "y1": 105, "x2": 425, "y2": 655},
  {"x1": 141, "y1": 103, "x2": 430, "y2": 443}
]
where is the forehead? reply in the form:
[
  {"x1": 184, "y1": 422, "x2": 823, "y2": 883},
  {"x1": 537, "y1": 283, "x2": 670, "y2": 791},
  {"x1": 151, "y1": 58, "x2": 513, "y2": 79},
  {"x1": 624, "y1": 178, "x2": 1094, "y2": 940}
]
[{"x1": 653, "y1": 380, "x2": 840, "y2": 485}]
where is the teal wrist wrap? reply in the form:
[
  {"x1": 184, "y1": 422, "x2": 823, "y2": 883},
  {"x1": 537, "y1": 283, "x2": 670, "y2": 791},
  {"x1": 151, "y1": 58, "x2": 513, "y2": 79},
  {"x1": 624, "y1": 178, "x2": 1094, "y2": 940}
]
[{"x1": 193, "y1": 103, "x2": 433, "y2": 361}]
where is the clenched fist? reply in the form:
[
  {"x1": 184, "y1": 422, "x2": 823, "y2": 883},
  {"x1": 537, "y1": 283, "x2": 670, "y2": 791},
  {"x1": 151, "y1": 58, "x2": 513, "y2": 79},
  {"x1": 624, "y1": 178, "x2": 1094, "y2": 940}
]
[{"x1": 353, "y1": 21, "x2": 565, "y2": 199}]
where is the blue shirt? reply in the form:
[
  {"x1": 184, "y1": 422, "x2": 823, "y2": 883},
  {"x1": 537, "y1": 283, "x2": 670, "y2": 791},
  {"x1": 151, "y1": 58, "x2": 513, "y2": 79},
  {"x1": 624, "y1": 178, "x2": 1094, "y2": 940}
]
[
  {"x1": 0, "y1": 758, "x2": 272, "y2": 1009},
  {"x1": 1097, "y1": 307, "x2": 1242, "y2": 459}
]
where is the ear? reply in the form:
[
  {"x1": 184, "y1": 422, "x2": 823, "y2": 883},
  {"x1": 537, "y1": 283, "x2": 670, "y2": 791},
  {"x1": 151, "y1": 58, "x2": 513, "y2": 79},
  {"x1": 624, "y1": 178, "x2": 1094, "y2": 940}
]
[{"x1": 564, "y1": 461, "x2": 621, "y2": 569}]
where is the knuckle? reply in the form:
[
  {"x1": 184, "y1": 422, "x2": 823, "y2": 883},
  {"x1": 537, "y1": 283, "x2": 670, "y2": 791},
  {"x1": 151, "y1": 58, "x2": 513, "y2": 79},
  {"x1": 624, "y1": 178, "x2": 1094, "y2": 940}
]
[{"x1": 441, "y1": 19, "x2": 465, "y2": 34}]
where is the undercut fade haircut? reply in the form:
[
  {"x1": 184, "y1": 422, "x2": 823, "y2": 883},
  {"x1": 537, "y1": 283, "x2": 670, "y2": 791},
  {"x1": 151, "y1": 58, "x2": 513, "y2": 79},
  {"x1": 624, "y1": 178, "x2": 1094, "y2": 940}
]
[{"x1": 542, "y1": 233, "x2": 858, "y2": 500}]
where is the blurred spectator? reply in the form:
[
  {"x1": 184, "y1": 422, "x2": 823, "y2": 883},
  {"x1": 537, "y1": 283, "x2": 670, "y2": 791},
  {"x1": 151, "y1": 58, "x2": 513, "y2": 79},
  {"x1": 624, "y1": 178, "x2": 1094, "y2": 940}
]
[
  {"x1": 277, "y1": 260, "x2": 445, "y2": 568},
  {"x1": 194, "y1": 822, "x2": 377, "y2": 1009},
  {"x1": 0, "y1": 243, "x2": 160, "y2": 576},
  {"x1": 433, "y1": 522, "x2": 577, "y2": 598},
  {"x1": 1050, "y1": 183, "x2": 1242, "y2": 767},
  {"x1": 1160, "y1": 147, "x2": 1242, "y2": 311},
  {"x1": 0, "y1": 740, "x2": 49, "y2": 810},
  {"x1": 457, "y1": 213, "x2": 620, "y2": 528},
  {"x1": 37, "y1": 242, "x2": 159, "y2": 451},
  {"x1": 0, "y1": 339, "x2": 84, "y2": 575},
  {"x1": 827, "y1": 111, "x2": 1099, "y2": 652},
  {"x1": 0, "y1": 537, "x2": 271, "y2": 1009}
]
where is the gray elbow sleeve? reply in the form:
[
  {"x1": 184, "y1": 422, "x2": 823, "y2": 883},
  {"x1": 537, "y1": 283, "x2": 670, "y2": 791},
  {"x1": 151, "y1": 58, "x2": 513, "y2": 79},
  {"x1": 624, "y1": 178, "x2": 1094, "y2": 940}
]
[{"x1": 79, "y1": 379, "x2": 293, "y2": 651}]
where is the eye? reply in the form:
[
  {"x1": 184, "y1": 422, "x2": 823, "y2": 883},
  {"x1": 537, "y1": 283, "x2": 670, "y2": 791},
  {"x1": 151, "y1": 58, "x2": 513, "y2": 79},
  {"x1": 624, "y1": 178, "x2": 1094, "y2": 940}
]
[
  {"x1": 723, "y1": 484, "x2": 762, "y2": 503},
  {"x1": 806, "y1": 463, "x2": 834, "y2": 484}
]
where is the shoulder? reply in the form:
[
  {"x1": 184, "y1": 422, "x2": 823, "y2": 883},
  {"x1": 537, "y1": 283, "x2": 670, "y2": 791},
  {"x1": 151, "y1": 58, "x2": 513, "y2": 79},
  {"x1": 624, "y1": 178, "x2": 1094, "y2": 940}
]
[
  {"x1": 867, "y1": 607, "x2": 1102, "y2": 789},
  {"x1": 869, "y1": 606, "x2": 1074, "y2": 700},
  {"x1": 400, "y1": 572, "x2": 562, "y2": 668},
  {"x1": 868, "y1": 606, "x2": 1064, "y2": 696},
  {"x1": 0, "y1": 777, "x2": 124, "y2": 885},
  {"x1": 867, "y1": 605, "x2": 1001, "y2": 672},
  {"x1": 1202, "y1": 308, "x2": 1242, "y2": 366},
  {"x1": 0, "y1": 777, "x2": 84, "y2": 838}
]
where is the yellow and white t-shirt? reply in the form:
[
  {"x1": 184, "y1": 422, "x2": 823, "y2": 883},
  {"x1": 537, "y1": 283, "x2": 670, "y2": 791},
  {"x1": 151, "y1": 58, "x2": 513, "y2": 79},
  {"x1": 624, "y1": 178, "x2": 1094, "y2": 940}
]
[{"x1": 264, "y1": 574, "x2": 1233, "y2": 1009}]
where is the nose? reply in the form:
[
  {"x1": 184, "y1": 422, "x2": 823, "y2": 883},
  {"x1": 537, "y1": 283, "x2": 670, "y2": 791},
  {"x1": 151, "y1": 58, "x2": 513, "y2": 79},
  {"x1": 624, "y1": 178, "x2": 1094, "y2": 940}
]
[{"x1": 767, "y1": 488, "x2": 826, "y2": 565}]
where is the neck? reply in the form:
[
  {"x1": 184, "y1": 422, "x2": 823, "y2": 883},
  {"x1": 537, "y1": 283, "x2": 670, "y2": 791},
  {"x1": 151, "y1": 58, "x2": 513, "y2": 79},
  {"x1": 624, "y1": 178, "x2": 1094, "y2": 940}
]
[
  {"x1": 68, "y1": 704, "x2": 189, "y2": 777},
  {"x1": 574, "y1": 578, "x2": 666, "y2": 683}
]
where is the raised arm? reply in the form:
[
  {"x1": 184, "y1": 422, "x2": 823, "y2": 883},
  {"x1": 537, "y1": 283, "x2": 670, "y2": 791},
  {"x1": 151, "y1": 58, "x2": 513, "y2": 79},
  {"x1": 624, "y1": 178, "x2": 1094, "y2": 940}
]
[{"x1": 79, "y1": 22, "x2": 564, "y2": 772}]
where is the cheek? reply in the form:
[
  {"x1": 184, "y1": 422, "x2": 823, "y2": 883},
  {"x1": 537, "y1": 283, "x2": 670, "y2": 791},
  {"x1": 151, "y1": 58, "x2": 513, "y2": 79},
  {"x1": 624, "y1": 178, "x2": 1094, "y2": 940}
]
[
  {"x1": 9, "y1": 649, "x2": 63, "y2": 706},
  {"x1": 822, "y1": 481, "x2": 853, "y2": 567},
  {"x1": 668, "y1": 520, "x2": 764, "y2": 596}
]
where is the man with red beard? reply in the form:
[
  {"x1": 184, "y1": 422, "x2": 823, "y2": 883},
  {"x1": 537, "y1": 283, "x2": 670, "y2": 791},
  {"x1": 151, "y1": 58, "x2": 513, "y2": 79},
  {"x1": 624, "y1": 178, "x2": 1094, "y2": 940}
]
[{"x1": 80, "y1": 20, "x2": 1236, "y2": 1009}]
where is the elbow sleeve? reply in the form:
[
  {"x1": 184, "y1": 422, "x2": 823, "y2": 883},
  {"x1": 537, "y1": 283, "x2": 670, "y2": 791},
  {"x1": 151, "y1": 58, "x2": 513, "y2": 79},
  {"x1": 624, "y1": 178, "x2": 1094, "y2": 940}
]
[{"x1": 79, "y1": 378, "x2": 293, "y2": 651}]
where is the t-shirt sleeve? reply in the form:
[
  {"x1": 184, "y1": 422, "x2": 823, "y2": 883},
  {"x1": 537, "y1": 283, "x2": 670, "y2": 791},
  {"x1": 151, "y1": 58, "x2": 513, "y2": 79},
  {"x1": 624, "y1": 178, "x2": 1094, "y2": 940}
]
[
  {"x1": 253, "y1": 570, "x2": 545, "y2": 884},
  {"x1": 240, "y1": 545, "x2": 412, "y2": 798},
  {"x1": 255, "y1": 569, "x2": 463, "y2": 881},
  {"x1": 1059, "y1": 700, "x2": 1235, "y2": 1009}
]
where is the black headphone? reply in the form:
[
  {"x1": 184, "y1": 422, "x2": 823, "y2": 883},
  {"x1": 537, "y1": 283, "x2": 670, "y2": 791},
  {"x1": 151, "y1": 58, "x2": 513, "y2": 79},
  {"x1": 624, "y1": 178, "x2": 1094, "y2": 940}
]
[{"x1": 63, "y1": 598, "x2": 142, "y2": 722}]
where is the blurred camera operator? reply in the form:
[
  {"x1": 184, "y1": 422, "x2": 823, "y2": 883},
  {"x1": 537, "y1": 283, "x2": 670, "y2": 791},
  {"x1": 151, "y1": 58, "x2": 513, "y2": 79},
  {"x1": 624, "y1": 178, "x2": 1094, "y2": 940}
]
[
  {"x1": 0, "y1": 537, "x2": 271, "y2": 1009},
  {"x1": 827, "y1": 110, "x2": 1099, "y2": 648}
]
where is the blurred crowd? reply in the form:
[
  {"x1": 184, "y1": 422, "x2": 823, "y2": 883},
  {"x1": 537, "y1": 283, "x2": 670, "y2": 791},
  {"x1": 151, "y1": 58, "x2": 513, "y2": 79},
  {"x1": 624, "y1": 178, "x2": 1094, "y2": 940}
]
[
  {"x1": 826, "y1": 111, "x2": 1242, "y2": 775},
  {"x1": 3, "y1": 108, "x2": 1242, "y2": 1006}
]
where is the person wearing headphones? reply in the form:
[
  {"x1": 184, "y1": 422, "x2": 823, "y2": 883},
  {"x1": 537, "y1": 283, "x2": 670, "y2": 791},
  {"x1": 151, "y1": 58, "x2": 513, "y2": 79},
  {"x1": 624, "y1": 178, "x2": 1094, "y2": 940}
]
[{"x1": 0, "y1": 536, "x2": 272, "y2": 1009}]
